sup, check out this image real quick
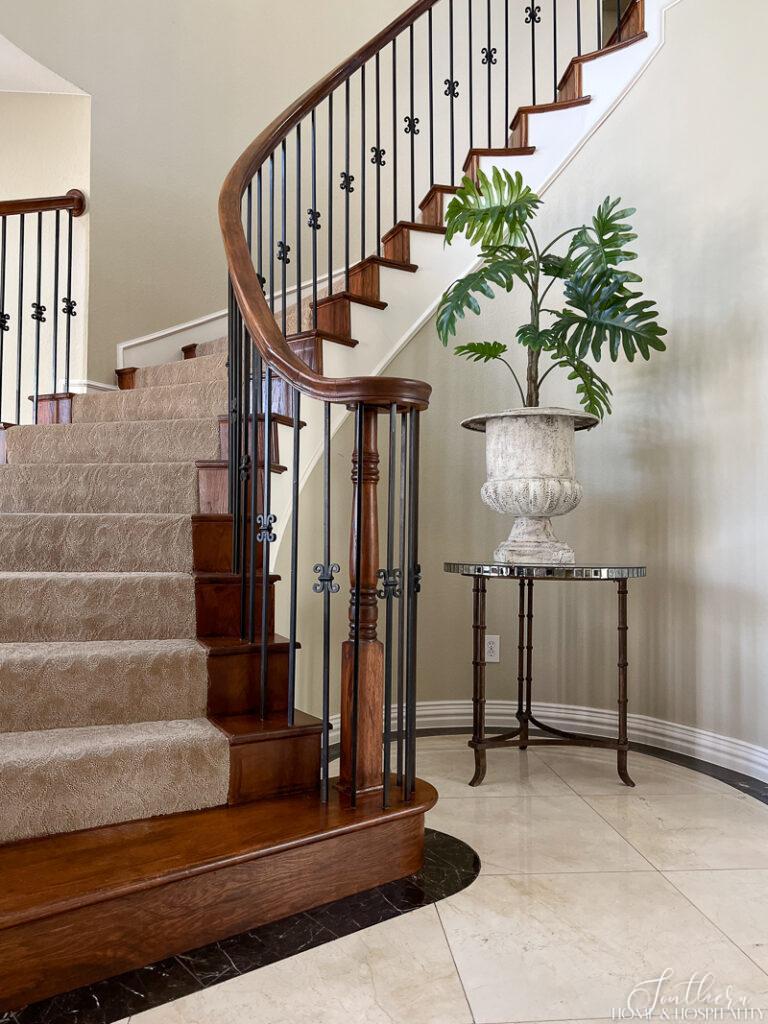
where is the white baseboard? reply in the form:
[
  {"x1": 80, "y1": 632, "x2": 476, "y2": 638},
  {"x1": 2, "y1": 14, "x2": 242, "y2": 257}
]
[
  {"x1": 116, "y1": 310, "x2": 228, "y2": 370},
  {"x1": 329, "y1": 701, "x2": 768, "y2": 784},
  {"x1": 67, "y1": 378, "x2": 118, "y2": 393}
]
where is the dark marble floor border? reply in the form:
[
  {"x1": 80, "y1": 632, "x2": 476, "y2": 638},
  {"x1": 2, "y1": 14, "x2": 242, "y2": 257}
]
[{"x1": 4, "y1": 727, "x2": 767, "y2": 1024}]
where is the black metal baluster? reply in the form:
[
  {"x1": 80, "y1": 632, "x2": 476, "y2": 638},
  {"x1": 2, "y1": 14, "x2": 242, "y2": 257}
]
[
  {"x1": 246, "y1": 182, "x2": 253, "y2": 253},
  {"x1": 374, "y1": 52, "x2": 383, "y2": 257},
  {"x1": 32, "y1": 211, "x2": 45, "y2": 423},
  {"x1": 448, "y1": 0, "x2": 457, "y2": 185},
  {"x1": 360, "y1": 65, "x2": 366, "y2": 262},
  {"x1": 344, "y1": 78, "x2": 351, "y2": 291},
  {"x1": 0, "y1": 217, "x2": 7, "y2": 423},
  {"x1": 295, "y1": 125, "x2": 302, "y2": 336},
  {"x1": 505, "y1": 0, "x2": 510, "y2": 145},
  {"x1": 257, "y1": 168, "x2": 264, "y2": 295},
  {"x1": 287, "y1": 386, "x2": 301, "y2": 727},
  {"x1": 311, "y1": 109, "x2": 319, "y2": 329},
  {"x1": 404, "y1": 408, "x2": 421, "y2": 800},
  {"x1": 248, "y1": 344, "x2": 262, "y2": 640},
  {"x1": 392, "y1": 38, "x2": 398, "y2": 227},
  {"x1": 616, "y1": 0, "x2": 622, "y2": 42},
  {"x1": 230, "y1": 292, "x2": 242, "y2": 573},
  {"x1": 485, "y1": 0, "x2": 494, "y2": 146},
  {"x1": 350, "y1": 402, "x2": 365, "y2": 807},
  {"x1": 396, "y1": 412, "x2": 408, "y2": 786},
  {"x1": 239, "y1": 304, "x2": 252, "y2": 637},
  {"x1": 408, "y1": 24, "x2": 417, "y2": 222},
  {"x1": 258, "y1": 364, "x2": 274, "y2": 719},
  {"x1": 15, "y1": 214, "x2": 25, "y2": 424},
  {"x1": 227, "y1": 281, "x2": 237, "y2": 534},
  {"x1": 281, "y1": 139, "x2": 288, "y2": 336},
  {"x1": 428, "y1": 8, "x2": 435, "y2": 186},
  {"x1": 381, "y1": 403, "x2": 398, "y2": 808},
  {"x1": 597, "y1": 0, "x2": 602, "y2": 48},
  {"x1": 316, "y1": 402, "x2": 335, "y2": 802},
  {"x1": 328, "y1": 93, "x2": 334, "y2": 297},
  {"x1": 526, "y1": 5, "x2": 541, "y2": 105},
  {"x1": 63, "y1": 209, "x2": 74, "y2": 394},
  {"x1": 269, "y1": 153, "x2": 276, "y2": 313},
  {"x1": 577, "y1": 0, "x2": 582, "y2": 55},
  {"x1": 468, "y1": 0, "x2": 475, "y2": 149},
  {"x1": 51, "y1": 211, "x2": 60, "y2": 394},
  {"x1": 553, "y1": 0, "x2": 558, "y2": 100}
]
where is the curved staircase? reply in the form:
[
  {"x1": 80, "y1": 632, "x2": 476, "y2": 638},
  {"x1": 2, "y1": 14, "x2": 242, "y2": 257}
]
[{"x1": 0, "y1": 0, "x2": 674, "y2": 1011}]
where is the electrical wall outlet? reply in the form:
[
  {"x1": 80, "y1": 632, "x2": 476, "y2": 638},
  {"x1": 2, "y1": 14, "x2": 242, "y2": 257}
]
[{"x1": 485, "y1": 635, "x2": 500, "y2": 663}]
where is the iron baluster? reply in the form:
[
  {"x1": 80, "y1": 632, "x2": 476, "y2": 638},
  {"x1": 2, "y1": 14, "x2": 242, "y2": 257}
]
[
  {"x1": 281, "y1": 139, "x2": 288, "y2": 336},
  {"x1": 468, "y1": 0, "x2": 475, "y2": 149},
  {"x1": 404, "y1": 408, "x2": 421, "y2": 800},
  {"x1": 597, "y1": 0, "x2": 602, "y2": 48},
  {"x1": 381, "y1": 403, "x2": 398, "y2": 807},
  {"x1": 246, "y1": 182, "x2": 253, "y2": 253},
  {"x1": 0, "y1": 217, "x2": 6, "y2": 423},
  {"x1": 392, "y1": 37, "x2": 398, "y2": 228},
  {"x1": 328, "y1": 92, "x2": 334, "y2": 297},
  {"x1": 504, "y1": 0, "x2": 510, "y2": 147},
  {"x1": 408, "y1": 24, "x2": 416, "y2": 223},
  {"x1": 396, "y1": 412, "x2": 408, "y2": 785},
  {"x1": 239, "y1": 308, "x2": 252, "y2": 637},
  {"x1": 311, "y1": 109, "x2": 319, "y2": 330},
  {"x1": 428, "y1": 8, "x2": 435, "y2": 186},
  {"x1": 360, "y1": 65, "x2": 366, "y2": 262},
  {"x1": 51, "y1": 211, "x2": 60, "y2": 394},
  {"x1": 257, "y1": 168, "x2": 264, "y2": 303},
  {"x1": 448, "y1": 0, "x2": 457, "y2": 185},
  {"x1": 269, "y1": 153, "x2": 276, "y2": 313},
  {"x1": 248, "y1": 346, "x2": 263, "y2": 643},
  {"x1": 258, "y1": 364, "x2": 274, "y2": 718},
  {"x1": 32, "y1": 212, "x2": 46, "y2": 424},
  {"x1": 485, "y1": 0, "x2": 494, "y2": 146},
  {"x1": 577, "y1": 0, "x2": 582, "y2": 55},
  {"x1": 374, "y1": 52, "x2": 383, "y2": 257},
  {"x1": 287, "y1": 388, "x2": 301, "y2": 727},
  {"x1": 15, "y1": 213, "x2": 25, "y2": 425},
  {"x1": 63, "y1": 210, "x2": 74, "y2": 394},
  {"x1": 319, "y1": 403, "x2": 334, "y2": 801},
  {"x1": 227, "y1": 281, "x2": 236, "y2": 529},
  {"x1": 296, "y1": 125, "x2": 302, "y2": 336},
  {"x1": 616, "y1": 0, "x2": 622, "y2": 42},
  {"x1": 525, "y1": 5, "x2": 542, "y2": 105},
  {"x1": 350, "y1": 402, "x2": 365, "y2": 807},
  {"x1": 552, "y1": 0, "x2": 558, "y2": 100},
  {"x1": 344, "y1": 77, "x2": 351, "y2": 292}
]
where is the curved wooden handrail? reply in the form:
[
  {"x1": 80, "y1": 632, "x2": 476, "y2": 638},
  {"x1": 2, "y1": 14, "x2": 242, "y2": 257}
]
[
  {"x1": 220, "y1": 0, "x2": 438, "y2": 409},
  {"x1": 0, "y1": 189, "x2": 86, "y2": 218}
]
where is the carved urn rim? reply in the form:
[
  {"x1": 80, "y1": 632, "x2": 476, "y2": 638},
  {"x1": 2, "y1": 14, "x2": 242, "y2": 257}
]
[{"x1": 460, "y1": 406, "x2": 599, "y2": 434}]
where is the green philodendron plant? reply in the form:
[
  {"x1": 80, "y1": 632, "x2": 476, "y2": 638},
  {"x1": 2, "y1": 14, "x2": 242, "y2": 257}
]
[{"x1": 436, "y1": 168, "x2": 667, "y2": 419}]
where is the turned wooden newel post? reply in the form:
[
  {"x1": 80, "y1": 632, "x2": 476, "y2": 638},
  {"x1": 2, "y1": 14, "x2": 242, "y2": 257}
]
[{"x1": 339, "y1": 406, "x2": 385, "y2": 796}]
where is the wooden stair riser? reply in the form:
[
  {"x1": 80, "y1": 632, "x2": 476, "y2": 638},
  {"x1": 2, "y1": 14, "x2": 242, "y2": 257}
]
[
  {"x1": 608, "y1": 0, "x2": 644, "y2": 46},
  {"x1": 383, "y1": 225, "x2": 411, "y2": 264},
  {"x1": 462, "y1": 147, "x2": 537, "y2": 182},
  {"x1": 115, "y1": 367, "x2": 137, "y2": 390},
  {"x1": 347, "y1": 260, "x2": 381, "y2": 302},
  {"x1": 218, "y1": 415, "x2": 281, "y2": 466},
  {"x1": 32, "y1": 393, "x2": 75, "y2": 426},
  {"x1": 0, "y1": 795, "x2": 432, "y2": 1012},
  {"x1": 196, "y1": 460, "x2": 285, "y2": 516},
  {"x1": 195, "y1": 575, "x2": 276, "y2": 638},
  {"x1": 206, "y1": 645, "x2": 291, "y2": 717},
  {"x1": 192, "y1": 514, "x2": 236, "y2": 574},
  {"x1": 558, "y1": 28, "x2": 649, "y2": 102},
  {"x1": 226, "y1": 731, "x2": 321, "y2": 804},
  {"x1": 419, "y1": 187, "x2": 458, "y2": 227}
]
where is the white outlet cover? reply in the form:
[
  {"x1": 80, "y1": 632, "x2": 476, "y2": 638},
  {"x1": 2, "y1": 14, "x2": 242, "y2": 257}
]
[{"x1": 485, "y1": 635, "x2": 500, "y2": 663}]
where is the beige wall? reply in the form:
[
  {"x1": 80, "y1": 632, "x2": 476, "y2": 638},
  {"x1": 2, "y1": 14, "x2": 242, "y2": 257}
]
[
  {"x1": 282, "y1": 0, "x2": 768, "y2": 750},
  {"x1": 0, "y1": 0, "x2": 408, "y2": 384}
]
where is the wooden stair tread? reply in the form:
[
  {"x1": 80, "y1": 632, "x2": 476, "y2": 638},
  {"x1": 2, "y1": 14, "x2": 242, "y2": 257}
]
[
  {"x1": 557, "y1": 32, "x2": 648, "y2": 91},
  {"x1": 314, "y1": 291, "x2": 387, "y2": 311},
  {"x1": 196, "y1": 458, "x2": 288, "y2": 474},
  {"x1": 419, "y1": 184, "x2": 459, "y2": 210},
  {"x1": 381, "y1": 221, "x2": 447, "y2": 243},
  {"x1": 287, "y1": 328, "x2": 359, "y2": 349},
  {"x1": 195, "y1": 571, "x2": 280, "y2": 584},
  {"x1": 510, "y1": 94, "x2": 592, "y2": 129},
  {"x1": 0, "y1": 778, "x2": 437, "y2": 929},
  {"x1": 353, "y1": 255, "x2": 418, "y2": 273},
  {"x1": 201, "y1": 633, "x2": 292, "y2": 655},
  {"x1": 212, "y1": 710, "x2": 323, "y2": 744},
  {"x1": 462, "y1": 146, "x2": 536, "y2": 173}
]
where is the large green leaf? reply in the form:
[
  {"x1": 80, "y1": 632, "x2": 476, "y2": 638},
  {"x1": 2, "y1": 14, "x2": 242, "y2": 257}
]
[
  {"x1": 553, "y1": 270, "x2": 667, "y2": 363},
  {"x1": 553, "y1": 356, "x2": 613, "y2": 419},
  {"x1": 516, "y1": 323, "x2": 558, "y2": 352},
  {"x1": 436, "y1": 260, "x2": 519, "y2": 343},
  {"x1": 568, "y1": 196, "x2": 641, "y2": 281},
  {"x1": 454, "y1": 341, "x2": 509, "y2": 363},
  {"x1": 444, "y1": 168, "x2": 541, "y2": 247}
]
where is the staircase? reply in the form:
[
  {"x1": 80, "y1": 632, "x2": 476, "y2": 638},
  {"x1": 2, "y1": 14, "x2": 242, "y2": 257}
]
[{"x1": 0, "y1": 0, "x2": 670, "y2": 1011}]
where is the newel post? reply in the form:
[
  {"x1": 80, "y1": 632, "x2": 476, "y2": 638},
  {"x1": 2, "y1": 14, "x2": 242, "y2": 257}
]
[{"x1": 339, "y1": 405, "x2": 384, "y2": 796}]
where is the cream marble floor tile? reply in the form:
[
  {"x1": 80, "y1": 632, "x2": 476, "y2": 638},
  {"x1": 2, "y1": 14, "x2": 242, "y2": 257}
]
[
  {"x1": 438, "y1": 872, "x2": 768, "y2": 1023},
  {"x1": 129, "y1": 906, "x2": 472, "y2": 1024},
  {"x1": 416, "y1": 746, "x2": 572, "y2": 798},
  {"x1": 585, "y1": 792, "x2": 768, "y2": 870},
  {"x1": 427, "y1": 793, "x2": 650, "y2": 873},
  {"x1": 664, "y1": 869, "x2": 768, "y2": 972},
  {"x1": 534, "y1": 745, "x2": 736, "y2": 797}
]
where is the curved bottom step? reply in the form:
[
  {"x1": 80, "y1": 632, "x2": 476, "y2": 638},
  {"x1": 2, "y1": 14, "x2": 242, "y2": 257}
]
[{"x1": 0, "y1": 778, "x2": 437, "y2": 1011}]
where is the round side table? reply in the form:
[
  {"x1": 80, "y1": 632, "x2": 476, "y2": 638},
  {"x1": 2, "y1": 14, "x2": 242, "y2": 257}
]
[{"x1": 444, "y1": 562, "x2": 647, "y2": 788}]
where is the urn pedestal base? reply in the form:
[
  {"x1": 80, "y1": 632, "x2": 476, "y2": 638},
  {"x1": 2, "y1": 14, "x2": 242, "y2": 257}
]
[{"x1": 494, "y1": 516, "x2": 575, "y2": 566}]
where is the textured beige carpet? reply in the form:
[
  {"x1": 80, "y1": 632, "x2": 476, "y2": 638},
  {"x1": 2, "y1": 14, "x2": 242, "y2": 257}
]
[{"x1": 0, "y1": 352, "x2": 231, "y2": 844}]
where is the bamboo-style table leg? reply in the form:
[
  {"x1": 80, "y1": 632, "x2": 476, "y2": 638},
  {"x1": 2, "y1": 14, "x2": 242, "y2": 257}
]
[
  {"x1": 617, "y1": 579, "x2": 635, "y2": 787},
  {"x1": 469, "y1": 576, "x2": 487, "y2": 786}
]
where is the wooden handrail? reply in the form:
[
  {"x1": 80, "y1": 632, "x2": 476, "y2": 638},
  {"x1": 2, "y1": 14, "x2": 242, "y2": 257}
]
[
  {"x1": 219, "y1": 0, "x2": 436, "y2": 409},
  {"x1": 0, "y1": 189, "x2": 86, "y2": 218}
]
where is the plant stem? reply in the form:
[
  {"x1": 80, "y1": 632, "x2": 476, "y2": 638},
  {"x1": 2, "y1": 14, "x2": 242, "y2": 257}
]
[
  {"x1": 524, "y1": 224, "x2": 542, "y2": 407},
  {"x1": 499, "y1": 358, "x2": 527, "y2": 406}
]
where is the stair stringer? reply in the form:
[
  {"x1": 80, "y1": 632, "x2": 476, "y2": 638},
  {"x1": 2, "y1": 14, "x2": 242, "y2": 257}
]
[{"x1": 264, "y1": 0, "x2": 685, "y2": 569}]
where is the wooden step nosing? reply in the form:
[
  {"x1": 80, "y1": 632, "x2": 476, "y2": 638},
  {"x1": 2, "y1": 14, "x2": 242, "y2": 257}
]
[
  {"x1": 418, "y1": 185, "x2": 459, "y2": 211},
  {"x1": 381, "y1": 221, "x2": 447, "y2": 244},
  {"x1": 510, "y1": 94, "x2": 592, "y2": 130},
  {"x1": 287, "y1": 329, "x2": 360, "y2": 349},
  {"x1": 556, "y1": 32, "x2": 648, "y2": 91},
  {"x1": 461, "y1": 146, "x2": 536, "y2": 173},
  {"x1": 0, "y1": 781, "x2": 437, "y2": 930},
  {"x1": 314, "y1": 291, "x2": 388, "y2": 311}
]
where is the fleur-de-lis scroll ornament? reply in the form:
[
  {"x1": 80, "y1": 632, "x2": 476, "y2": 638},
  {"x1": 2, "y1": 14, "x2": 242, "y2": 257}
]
[
  {"x1": 481, "y1": 47, "x2": 497, "y2": 65},
  {"x1": 404, "y1": 115, "x2": 420, "y2": 136},
  {"x1": 313, "y1": 562, "x2": 341, "y2": 594},
  {"x1": 525, "y1": 5, "x2": 541, "y2": 24},
  {"x1": 370, "y1": 147, "x2": 386, "y2": 167},
  {"x1": 340, "y1": 171, "x2": 355, "y2": 193},
  {"x1": 277, "y1": 241, "x2": 291, "y2": 264},
  {"x1": 444, "y1": 79, "x2": 460, "y2": 98}
]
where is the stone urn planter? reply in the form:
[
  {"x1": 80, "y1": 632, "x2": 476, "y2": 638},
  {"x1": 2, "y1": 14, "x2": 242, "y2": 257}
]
[{"x1": 461, "y1": 407, "x2": 598, "y2": 565}]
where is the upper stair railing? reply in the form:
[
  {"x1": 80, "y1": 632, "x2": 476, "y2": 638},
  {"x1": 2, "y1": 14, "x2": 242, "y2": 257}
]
[
  {"x1": 0, "y1": 190, "x2": 86, "y2": 428},
  {"x1": 218, "y1": 0, "x2": 633, "y2": 809}
]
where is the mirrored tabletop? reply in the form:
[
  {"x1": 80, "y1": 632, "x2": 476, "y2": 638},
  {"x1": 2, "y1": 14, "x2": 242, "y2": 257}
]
[{"x1": 443, "y1": 562, "x2": 647, "y2": 580}]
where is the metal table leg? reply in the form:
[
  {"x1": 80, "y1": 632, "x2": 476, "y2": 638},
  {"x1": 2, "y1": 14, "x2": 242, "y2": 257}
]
[
  {"x1": 469, "y1": 576, "x2": 487, "y2": 786},
  {"x1": 617, "y1": 579, "x2": 635, "y2": 787}
]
